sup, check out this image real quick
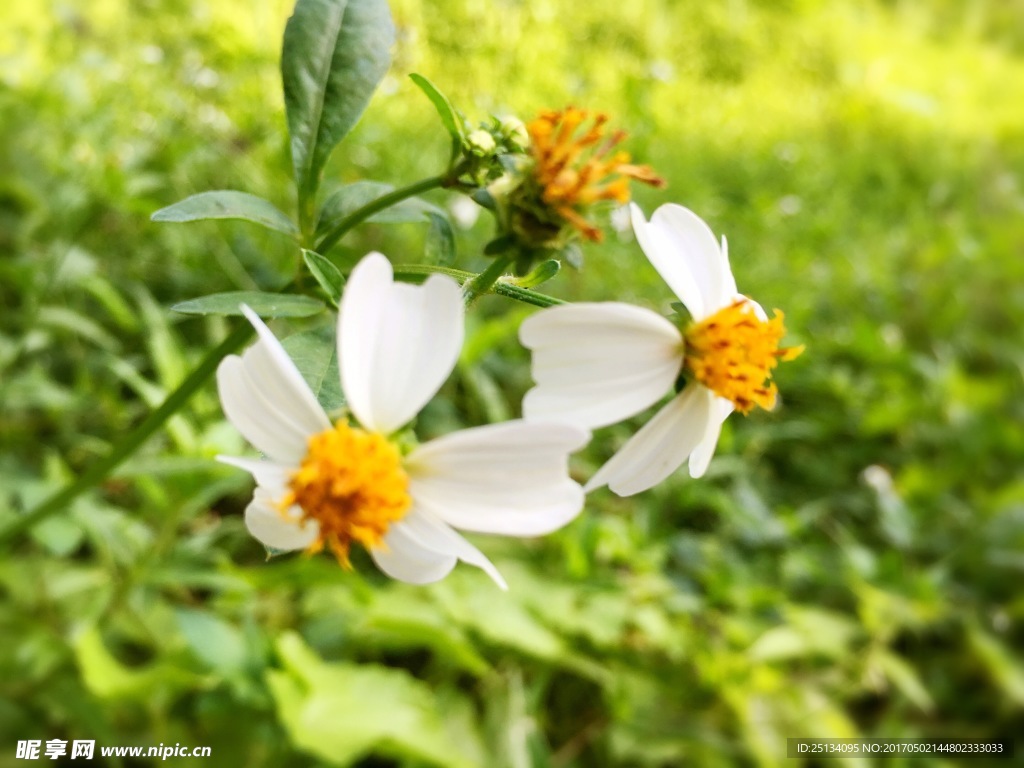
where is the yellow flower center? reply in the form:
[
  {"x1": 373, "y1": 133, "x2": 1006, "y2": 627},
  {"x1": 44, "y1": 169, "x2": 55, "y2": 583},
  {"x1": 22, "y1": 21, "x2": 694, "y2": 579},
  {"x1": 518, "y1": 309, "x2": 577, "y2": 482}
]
[
  {"x1": 279, "y1": 422, "x2": 411, "y2": 567},
  {"x1": 527, "y1": 107, "x2": 665, "y2": 242},
  {"x1": 683, "y1": 298, "x2": 804, "y2": 414}
]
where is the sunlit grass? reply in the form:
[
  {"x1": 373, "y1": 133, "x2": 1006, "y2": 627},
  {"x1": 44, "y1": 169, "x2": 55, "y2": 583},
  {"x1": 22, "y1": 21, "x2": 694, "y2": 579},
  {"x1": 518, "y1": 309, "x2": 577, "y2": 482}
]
[{"x1": 2, "y1": 0, "x2": 1022, "y2": 765}]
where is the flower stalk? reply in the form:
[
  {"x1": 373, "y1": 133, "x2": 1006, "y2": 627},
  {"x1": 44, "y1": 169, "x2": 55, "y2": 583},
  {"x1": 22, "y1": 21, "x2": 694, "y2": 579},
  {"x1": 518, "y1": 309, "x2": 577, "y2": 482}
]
[
  {"x1": 393, "y1": 264, "x2": 564, "y2": 308},
  {"x1": 0, "y1": 322, "x2": 254, "y2": 546},
  {"x1": 314, "y1": 174, "x2": 449, "y2": 253},
  {"x1": 462, "y1": 253, "x2": 515, "y2": 304}
]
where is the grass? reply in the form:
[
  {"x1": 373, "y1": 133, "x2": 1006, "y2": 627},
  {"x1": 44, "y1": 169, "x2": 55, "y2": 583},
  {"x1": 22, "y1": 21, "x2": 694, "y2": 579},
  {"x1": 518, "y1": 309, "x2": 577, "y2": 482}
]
[{"x1": 1, "y1": 0, "x2": 1022, "y2": 766}]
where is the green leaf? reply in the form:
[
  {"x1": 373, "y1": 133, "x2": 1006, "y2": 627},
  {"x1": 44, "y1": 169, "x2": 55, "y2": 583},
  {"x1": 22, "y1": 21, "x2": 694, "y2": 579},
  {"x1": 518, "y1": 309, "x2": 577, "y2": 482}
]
[
  {"x1": 874, "y1": 649, "x2": 935, "y2": 712},
  {"x1": 151, "y1": 191, "x2": 298, "y2": 236},
  {"x1": 433, "y1": 570, "x2": 609, "y2": 683},
  {"x1": 171, "y1": 292, "x2": 325, "y2": 318},
  {"x1": 281, "y1": 325, "x2": 345, "y2": 412},
  {"x1": 424, "y1": 212, "x2": 456, "y2": 266},
  {"x1": 31, "y1": 513, "x2": 84, "y2": 557},
  {"x1": 408, "y1": 73, "x2": 465, "y2": 142},
  {"x1": 513, "y1": 258, "x2": 560, "y2": 288},
  {"x1": 315, "y1": 181, "x2": 445, "y2": 239},
  {"x1": 73, "y1": 627, "x2": 203, "y2": 701},
  {"x1": 967, "y1": 623, "x2": 1024, "y2": 706},
  {"x1": 174, "y1": 608, "x2": 247, "y2": 674},
  {"x1": 470, "y1": 188, "x2": 496, "y2": 211},
  {"x1": 483, "y1": 234, "x2": 516, "y2": 255},
  {"x1": 267, "y1": 632, "x2": 477, "y2": 767},
  {"x1": 459, "y1": 363, "x2": 510, "y2": 425},
  {"x1": 282, "y1": 0, "x2": 395, "y2": 206},
  {"x1": 353, "y1": 589, "x2": 490, "y2": 676},
  {"x1": 37, "y1": 306, "x2": 120, "y2": 351},
  {"x1": 302, "y1": 249, "x2": 345, "y2": 307}
]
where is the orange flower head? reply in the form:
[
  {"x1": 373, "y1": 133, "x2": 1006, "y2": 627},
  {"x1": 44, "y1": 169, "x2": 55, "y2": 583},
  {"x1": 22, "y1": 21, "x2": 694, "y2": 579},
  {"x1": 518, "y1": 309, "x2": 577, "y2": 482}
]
[
  {"x1": 278, "y1": 422, "x2": 411, "y2": 567},
  {"x1": 526, "y1": 107, "x2": 665, "y2": 242},
  {"x1": 684, "y1": 299, "x2": 805, "y2": 414}
]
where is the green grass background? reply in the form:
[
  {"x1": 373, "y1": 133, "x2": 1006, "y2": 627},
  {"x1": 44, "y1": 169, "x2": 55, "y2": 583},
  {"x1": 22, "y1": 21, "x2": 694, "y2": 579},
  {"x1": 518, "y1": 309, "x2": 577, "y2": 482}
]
[{"x1": 1, "y1": 0, "x2": 1023, "y2": 765}]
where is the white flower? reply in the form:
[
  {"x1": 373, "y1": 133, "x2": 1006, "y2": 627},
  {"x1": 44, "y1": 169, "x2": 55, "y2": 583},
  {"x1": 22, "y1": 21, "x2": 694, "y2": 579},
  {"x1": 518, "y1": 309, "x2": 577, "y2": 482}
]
[
  {"x1": 217, "y1": 253, "x2": 588, "y2": 588},
  {"x1": 519, "y1": 203, "x2": 801, "y2": 497}
]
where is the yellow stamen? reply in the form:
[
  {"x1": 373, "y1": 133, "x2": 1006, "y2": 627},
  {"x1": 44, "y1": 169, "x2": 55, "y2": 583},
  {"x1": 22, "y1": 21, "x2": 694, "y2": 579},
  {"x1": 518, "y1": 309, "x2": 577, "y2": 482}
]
[
  {"x1": 278, "y1": 422, "x2": 411, "y2": 567},
  {"x1": 527, "y1": 107, "x2": 665, "y2": 242},
  {"x1": 683, "y1": 299, "x2": 804, "y2": 414}
]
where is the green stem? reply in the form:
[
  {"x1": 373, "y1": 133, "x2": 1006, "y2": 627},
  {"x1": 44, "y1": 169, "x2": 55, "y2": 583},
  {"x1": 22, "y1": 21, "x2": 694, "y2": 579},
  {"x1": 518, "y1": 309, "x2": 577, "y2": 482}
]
[
  {"x1": 392, "y1": 264, "x2": 473, "y2": 281},
  {"x1": 393, "y1": 264, "x2": 564, "y2": 308},
  {"x1": 315, "y1": 175, "x2": 448, "y2": 254},
  {"x1": 0, "y1": 322, "x2": 253, "y2": 546},
  {"x1": 462, "y1": 253, "x2": 515, "y2": 305},
  {"x1": 493, "y1": 282, "x2": 564, "y2": 308}
]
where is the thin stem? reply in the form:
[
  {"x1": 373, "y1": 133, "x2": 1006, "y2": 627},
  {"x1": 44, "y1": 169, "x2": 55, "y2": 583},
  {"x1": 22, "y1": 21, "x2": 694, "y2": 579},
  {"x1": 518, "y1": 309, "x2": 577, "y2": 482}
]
[
  {"x1": 392, "y1": 264, "x2": 565, "y2": 308},
  {"x1": 494, "y1": 282, "x2": 564, "y2": 308},
  {"x1": 0, "y1": 322, "x2": 253, "y2": 546},
  {"x1": 315, "y1": 175, "x2": 448, "y2": 254},
  {"x1": 462, "y1": 253, "x2": 514, "y2": 305},
  {"x1": 392, "y1": 264, "x2": 474, "y2": 281}
]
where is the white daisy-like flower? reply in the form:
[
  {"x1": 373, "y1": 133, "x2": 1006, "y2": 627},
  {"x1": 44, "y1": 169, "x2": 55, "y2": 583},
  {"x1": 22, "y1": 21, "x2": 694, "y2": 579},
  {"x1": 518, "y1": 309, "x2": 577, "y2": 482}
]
[
  {"x1": 217, "y1": 252, "x2": 588, "y2": 589},
  {"x1": 520, "y1": 203, "x2": 802, "y2": 497}
]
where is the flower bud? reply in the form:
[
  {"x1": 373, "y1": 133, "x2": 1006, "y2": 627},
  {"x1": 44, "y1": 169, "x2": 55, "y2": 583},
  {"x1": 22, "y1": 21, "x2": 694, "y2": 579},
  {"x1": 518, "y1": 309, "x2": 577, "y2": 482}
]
[
  {"x1": 499, "y1": 116, "x2": 529, "y2": 148},
  {"x1": 467, "y1": 129, "x2": 497, "y2": 155}
]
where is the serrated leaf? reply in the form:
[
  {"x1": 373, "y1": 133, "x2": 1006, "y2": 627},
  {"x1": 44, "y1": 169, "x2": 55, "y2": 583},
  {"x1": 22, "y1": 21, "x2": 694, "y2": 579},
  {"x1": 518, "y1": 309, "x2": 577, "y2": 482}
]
[
  {"x1": 283, "y1": 0, "x2": 395, "y2": 205},
  {"x1": 408, "y1": 73, "x2": 465, "y2": 142},
  {"x1": 175, "y1": 608, "x2": 247, "y2": 674},
  {"x1": 315, "y1": 181, "x2": 445, "y2": 240},
  {"x1": 73, "y1": 627, "x2": 204, "y2": 701},
  {"x1": 281, "y1": 325, "x2": 345, "y2": 413},
  {"x1": 151, "y1": 191, "x2": 298, "y2": 235},
  {"x1": 424, "y1": 212, "x2": 456, "y2": 266},
  {"x1": 433, "y1": 570, "x2": 608, "y2": 683},
  {"x1": 354, "y1": 590, "x2": 490, "y2": 676},
  {"x1": 171, "y1": 292, "x2": 325, "y2": 318},
  {"x1": 268, "y1": 632, "x2": 477, "y2": 767},
  {"x1": 302, "y1": 249, "x2": 345, "y2": 307}
]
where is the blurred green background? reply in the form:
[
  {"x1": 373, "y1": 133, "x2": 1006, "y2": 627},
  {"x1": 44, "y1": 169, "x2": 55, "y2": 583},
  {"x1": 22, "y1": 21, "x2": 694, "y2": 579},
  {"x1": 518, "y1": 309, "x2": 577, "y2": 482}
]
[{"x1": 2, "y1": 0, "x2": 1023, "y2": 765}]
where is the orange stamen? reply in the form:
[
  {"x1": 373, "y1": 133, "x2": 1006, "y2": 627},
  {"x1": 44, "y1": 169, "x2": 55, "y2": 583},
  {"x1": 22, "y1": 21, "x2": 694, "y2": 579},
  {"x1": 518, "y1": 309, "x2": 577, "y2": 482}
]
[
  {"x1": 278, "y1": 422, "x2": 411, "y2": 567},
  {"x1": 684, "y1": 299, "x2": 804, "y2": 414}
]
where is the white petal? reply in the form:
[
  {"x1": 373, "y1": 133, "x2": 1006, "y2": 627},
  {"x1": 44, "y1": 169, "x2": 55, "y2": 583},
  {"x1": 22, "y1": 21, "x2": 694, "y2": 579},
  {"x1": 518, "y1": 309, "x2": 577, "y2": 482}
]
[
  {"x1": 244, "y1": 489, "x2": 319, "y2": 552},
  {"x1": 216, "y1": 455, "x2": 292, "y2": 497},
  {"x1": 520, "y1": 302, "x2": 684, "y2": 429},
  {"x1": 376, "y1": 509, "x2": 507, "y2": 589},
  {"x1": 405, "y1": 420, "x2": 588, "y2": 536},
  {"x1": 371, "y1": 518, "x2": 457, "y2": 585},
  {"x1": 688, "y1": 397, "x2": 733, "y2": 478},
  {"x1": 585, "y1": 385, "x2": 714, "y2": 497},
  {"x1": 239, "y1": 305, "x2": 331, "y2": 435},
  {"x1": 631, "y1": 203, "x2": 735, "y2": 320},
  {"x1": 720, "y1": 235, "x2": 738, "y2": 299},
  {"x1": 746, "y1": 296, "x2": 769, "y2": 321},
  {"x1": 649, "y1": 204, "x2": 734, "y2": 316},
  {"x1": 339, "y1": 253, "x2": 464, "y2": 434},
  {"x1": 630, "y1": 203, "x2": 706, "y2": 319},
  {"x1": 338, "y1": 252, "x2": 392, "y2": 433},
  {"x1": 217, "y1": 356, "x2": 311, "y2": 464}
]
